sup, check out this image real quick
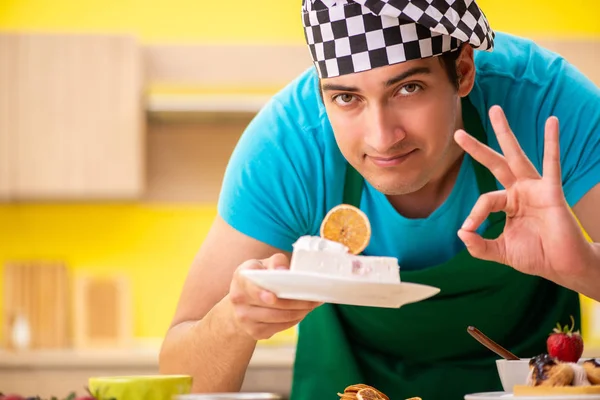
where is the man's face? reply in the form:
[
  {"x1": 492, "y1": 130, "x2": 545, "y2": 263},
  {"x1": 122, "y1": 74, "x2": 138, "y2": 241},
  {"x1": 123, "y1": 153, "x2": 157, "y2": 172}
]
[{"x1": 321, "y1": 50, "x2": 473, "y2": 196}]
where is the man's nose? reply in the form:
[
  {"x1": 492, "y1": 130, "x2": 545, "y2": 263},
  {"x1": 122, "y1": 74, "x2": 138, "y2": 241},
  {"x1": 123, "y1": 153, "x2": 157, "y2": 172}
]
[{"x1": 363, "y1": 104, "x2": 406, "y2": 153}]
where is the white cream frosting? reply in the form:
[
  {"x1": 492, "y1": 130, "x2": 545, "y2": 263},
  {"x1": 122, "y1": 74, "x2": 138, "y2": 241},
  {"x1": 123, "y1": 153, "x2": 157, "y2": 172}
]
[
  {"x1": 290, "y1": 236, "x2": 400, "y2": 283},
  {"x1": 292, "y1": 236, "x2": 349, "y2": 253},
  {"x1": 571, "y1": 363, "x2": 592, "y2": 386}
]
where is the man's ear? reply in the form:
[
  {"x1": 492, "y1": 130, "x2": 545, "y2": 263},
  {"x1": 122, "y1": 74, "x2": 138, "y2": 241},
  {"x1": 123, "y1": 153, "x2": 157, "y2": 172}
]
[{"x1": 457, "y1": 45, "x2": 476, "y2": 97}]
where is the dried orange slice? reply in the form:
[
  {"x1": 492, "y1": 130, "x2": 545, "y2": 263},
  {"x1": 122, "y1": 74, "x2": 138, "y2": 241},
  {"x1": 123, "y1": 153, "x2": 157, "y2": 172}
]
[
  {"x1": 337, "y1": 384, "x2": 390, "y2": 400},
  {"x1": 320, "y1": 204, "x2": 371, "y2": 255},
  {"x1": 357, "y1": 388, "x2": 385, "y2": 400}
]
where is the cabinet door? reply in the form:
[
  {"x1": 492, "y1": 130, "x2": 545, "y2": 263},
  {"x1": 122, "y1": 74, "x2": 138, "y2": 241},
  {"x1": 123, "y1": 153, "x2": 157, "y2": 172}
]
[
  {"x1": 0, "y1": 35, "x2": 14, "y2": 200},
  {"x1": 0, "y1": 34, "x2": 144, "y2": 200}
]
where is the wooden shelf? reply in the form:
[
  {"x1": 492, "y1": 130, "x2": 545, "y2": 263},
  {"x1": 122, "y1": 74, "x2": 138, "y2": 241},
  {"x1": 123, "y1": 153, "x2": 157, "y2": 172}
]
[
  {"x1": 147, "y1": 93, "x2": 272, "y2": 114},
  {"x1": 143, "y1": 115, "x2": 251, "y2": 203}
]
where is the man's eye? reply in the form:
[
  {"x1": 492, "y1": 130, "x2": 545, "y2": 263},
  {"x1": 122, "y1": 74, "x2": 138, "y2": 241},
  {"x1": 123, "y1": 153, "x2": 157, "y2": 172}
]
[
  {"x1": 398, "y1": 84, "x2": 421, "y2": 96},
  {"x1": 333, "y1": 93, "x2": 355, "y2": 105}
]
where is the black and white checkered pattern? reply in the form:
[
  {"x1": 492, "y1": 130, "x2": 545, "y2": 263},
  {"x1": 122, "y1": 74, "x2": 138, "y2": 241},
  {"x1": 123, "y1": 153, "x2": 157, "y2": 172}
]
[{"x1": 302, "y1": 0, "x2": 495, "y2": 78}]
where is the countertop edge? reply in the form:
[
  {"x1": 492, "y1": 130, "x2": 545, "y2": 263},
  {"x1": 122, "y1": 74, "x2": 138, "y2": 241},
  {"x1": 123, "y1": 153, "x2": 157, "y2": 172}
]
[
  {"x1": 0, "y1": 345, "x2": 297, "y2": 369},
  {"x1": 1, "y1": 345, "x2": 598, "y2": 369}
]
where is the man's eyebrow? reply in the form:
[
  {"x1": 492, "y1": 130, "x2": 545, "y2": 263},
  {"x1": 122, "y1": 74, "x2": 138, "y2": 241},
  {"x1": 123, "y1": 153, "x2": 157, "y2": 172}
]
[
  {"x1": 385, "y1": 66, "x2": 431, "y2": 87},
  {"x1": 321, "y1": 83, "x2": 361, "y2": 92},
  {"x1": 320, "y1": 66, "x2": 432, "y2": 93}
]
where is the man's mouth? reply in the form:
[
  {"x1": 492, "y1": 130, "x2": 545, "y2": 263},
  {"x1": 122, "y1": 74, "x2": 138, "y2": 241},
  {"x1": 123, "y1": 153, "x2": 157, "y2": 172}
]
[{"x1": 367, "y1": 149, "x2": 417, "y2": 167}]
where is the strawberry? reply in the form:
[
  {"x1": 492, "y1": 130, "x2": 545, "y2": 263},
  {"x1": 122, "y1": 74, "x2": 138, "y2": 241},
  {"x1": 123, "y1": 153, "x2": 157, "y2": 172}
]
[{"x1": 547, "y1": 315, "x2": 584, "y2": 363}]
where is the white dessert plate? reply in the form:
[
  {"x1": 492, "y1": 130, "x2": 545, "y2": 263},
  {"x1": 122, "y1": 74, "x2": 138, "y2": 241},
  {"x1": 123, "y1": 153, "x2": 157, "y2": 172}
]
[
  {"x1": 240, "y1": 269, "x2": 440, "y2": 308},
  {"x1": 465, "y1": 392, "x2": 600, "y2": 399}
]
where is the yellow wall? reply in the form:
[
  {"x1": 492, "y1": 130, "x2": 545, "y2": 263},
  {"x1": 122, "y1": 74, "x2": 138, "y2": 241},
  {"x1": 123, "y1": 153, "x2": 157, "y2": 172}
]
[
  {"x1": 0, "y1": 204, "x2": 217, "y2": 340},
  {"x1": 0, "y1": 205, "x2": 598, "y2": 346},
  {"x1": 0, "y1": 0, "x2": 598, "y2": 44}
]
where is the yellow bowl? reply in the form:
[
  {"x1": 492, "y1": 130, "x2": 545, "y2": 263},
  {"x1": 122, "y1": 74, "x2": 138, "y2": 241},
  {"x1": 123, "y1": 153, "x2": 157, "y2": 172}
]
[{"x1": 88, "y1": 375, "x2": 192, "y2": 400}]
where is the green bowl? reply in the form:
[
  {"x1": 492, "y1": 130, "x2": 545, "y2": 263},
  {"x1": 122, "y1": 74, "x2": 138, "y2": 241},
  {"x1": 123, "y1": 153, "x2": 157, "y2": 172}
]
[{"x1": 88, "y1": 375, "x2": 193, "y2": 400}]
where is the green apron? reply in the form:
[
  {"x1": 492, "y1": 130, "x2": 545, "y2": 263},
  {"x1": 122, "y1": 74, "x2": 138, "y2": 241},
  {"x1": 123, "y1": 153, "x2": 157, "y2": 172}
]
[{"x1": 290, "y1": 96, "x2": 580, "y2": 400}]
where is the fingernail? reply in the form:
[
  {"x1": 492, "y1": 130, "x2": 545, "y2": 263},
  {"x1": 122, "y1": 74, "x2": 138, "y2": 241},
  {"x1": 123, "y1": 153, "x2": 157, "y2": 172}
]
[
  {"x1": 274, "y1": 265, "x2": 288, "y2": 270},
  {"x1": 462, "y1": 218, "x2": 473, "y2": 230}
]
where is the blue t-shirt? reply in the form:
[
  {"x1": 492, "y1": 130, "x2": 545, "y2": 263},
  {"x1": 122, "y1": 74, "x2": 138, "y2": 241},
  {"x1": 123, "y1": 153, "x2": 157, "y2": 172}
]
[{"x1": 218, "y1": 32, "x2": 600, "y2": 271}]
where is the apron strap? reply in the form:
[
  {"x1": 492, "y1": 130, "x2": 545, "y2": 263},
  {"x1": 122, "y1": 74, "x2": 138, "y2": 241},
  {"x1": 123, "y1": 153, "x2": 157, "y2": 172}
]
[
  {"x1": 342, "y1": 95, "x2": 502, "y2": 223},
  {"x1": 343, "y1": 162, "x2": 364, "y2": 207}
]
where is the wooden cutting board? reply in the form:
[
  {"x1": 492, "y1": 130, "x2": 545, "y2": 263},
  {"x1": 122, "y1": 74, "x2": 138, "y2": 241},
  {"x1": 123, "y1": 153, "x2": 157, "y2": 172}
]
[
  {"x1": 2, "y1": 261, "x2": 69, "y2": 349},
  {"x1": 72, "y1": 274, "x2": 133, "y2": 348}
]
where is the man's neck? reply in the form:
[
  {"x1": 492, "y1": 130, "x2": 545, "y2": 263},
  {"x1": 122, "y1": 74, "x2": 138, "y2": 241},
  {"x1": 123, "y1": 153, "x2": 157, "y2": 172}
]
[{"x1": 386, "y1": 149, "x2": 465, "y2": 219}]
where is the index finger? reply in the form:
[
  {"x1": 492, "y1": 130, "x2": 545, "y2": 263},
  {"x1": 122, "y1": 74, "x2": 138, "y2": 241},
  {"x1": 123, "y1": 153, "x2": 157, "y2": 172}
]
[
  {"x1": 454, "y1": 129, "x2": 516, "y2": 188},
  {"x1": 489, "y1": 106, "x2": 539, "y2": 179}
]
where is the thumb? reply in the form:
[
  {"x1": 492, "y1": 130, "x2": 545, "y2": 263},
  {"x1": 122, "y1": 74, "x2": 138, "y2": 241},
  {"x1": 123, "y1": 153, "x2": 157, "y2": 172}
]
[{"x1": 457, "y1": 229, "x2": 506, "y2": 265}]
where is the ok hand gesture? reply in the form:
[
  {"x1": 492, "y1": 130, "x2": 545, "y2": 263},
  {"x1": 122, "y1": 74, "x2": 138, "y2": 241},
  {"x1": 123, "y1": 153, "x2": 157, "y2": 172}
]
[{"x1": 454, "y1": 105, "x2": 594, "y2": 289}]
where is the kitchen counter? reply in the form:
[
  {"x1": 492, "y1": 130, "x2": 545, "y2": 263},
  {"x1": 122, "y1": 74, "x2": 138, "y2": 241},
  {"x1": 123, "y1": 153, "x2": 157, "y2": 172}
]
[
  {"x1": 1, "y1": 344, "x2": 599, "y2": 398},
  {"x1": 2, "y1": 345, "x2": 597, "y2": 368},
  {"x1": 0, "y1": 345, "x2": 296, "y2": 398}
]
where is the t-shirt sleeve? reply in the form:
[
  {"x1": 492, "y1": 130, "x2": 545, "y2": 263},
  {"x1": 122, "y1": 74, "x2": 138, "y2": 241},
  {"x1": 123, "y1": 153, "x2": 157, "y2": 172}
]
[
  {"x1": 217, "y1": 97, "x2": 319, "y2": 252},
  {"x1": 536, "y1": 58, "x2": 600, "y2": 207}
]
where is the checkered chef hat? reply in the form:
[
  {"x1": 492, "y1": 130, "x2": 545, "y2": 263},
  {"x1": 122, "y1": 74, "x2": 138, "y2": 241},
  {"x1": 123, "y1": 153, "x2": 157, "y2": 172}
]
[{"x1": 302, "y1": 0, "x2": 495, "y2": 78}]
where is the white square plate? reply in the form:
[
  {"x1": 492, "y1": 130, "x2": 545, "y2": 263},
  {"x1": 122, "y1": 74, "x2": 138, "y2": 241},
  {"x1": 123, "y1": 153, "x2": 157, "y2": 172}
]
[{"x1": 240, "y1": 269, "x2": 440, "y2": 308}]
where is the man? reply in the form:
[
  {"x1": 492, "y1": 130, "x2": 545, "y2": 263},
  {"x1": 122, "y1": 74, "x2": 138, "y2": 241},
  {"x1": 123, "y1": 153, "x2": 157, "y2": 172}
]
[{"x1": 159, "y1": 0, "x2": 600, "y2": 399}]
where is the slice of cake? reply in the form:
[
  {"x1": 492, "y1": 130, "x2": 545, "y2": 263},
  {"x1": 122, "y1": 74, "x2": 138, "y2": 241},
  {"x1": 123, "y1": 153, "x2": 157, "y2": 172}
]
[{"x1": 290, "y1": 236, "x2": 400, "y2": 283}]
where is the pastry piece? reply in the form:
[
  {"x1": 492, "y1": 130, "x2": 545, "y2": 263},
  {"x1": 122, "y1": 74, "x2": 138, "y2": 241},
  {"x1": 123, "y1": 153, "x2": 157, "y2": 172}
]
[
  {"x1": 290, "y1": 236, "x2": 400, "y2": 283},
  {"x1": 293, "y1": 204, "x2": 400, "y2": 282},
  {"x1": 527, "y1": 353, "x2": 574, "y2": 386},
  {"x1": 515, "y1": 354, "x2": 599, "y2": 397},
  {"x1": 584, "y1": 358, "x2": 600, "y2": 385}
]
